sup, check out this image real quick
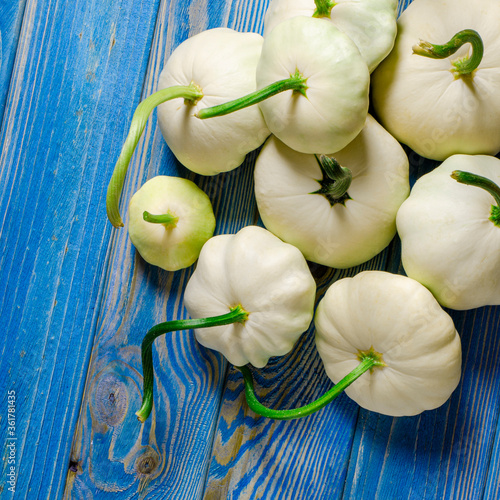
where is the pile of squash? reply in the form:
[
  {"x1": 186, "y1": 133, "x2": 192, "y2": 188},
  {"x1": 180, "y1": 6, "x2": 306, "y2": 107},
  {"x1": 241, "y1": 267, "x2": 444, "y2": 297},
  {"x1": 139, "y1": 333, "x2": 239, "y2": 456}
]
[{"x1": 105, "y1": 0, "x2": 500, "y2": 422}]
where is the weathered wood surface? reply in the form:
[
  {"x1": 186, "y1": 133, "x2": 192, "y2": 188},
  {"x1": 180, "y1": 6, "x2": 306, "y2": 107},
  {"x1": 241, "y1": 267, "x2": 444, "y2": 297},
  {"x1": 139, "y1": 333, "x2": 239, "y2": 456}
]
[
  {"x1": 1, "y1": 0, "x2": 499, "y2": 499},
  {"x1": 0, "y1": 1, "x2": 27, "y2": 123},
  {"x1": 0, "y1": 0, "x2": 163, "y2": 497}
]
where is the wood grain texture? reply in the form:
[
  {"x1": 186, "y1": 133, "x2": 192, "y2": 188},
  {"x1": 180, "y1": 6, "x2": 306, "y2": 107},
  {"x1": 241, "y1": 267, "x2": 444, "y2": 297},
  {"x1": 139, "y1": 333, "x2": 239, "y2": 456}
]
[
  {"x1": 65, "y1": 0, "x2": 272, "y2": 497},
  {"x1": 0, "y1": 0, "x2": 162, "y2": 497},
  {"x1": 483, "y1": 401, "x2": 500, "y2": 499},
  {"x1": 0, "y1": 0, "x2": 27, "y2": 122}
]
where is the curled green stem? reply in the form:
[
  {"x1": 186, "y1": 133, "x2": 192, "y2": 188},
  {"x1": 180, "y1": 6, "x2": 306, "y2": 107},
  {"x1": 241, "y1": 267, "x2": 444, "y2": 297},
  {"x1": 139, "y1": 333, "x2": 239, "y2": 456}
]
[
  {"x1": 236, "y1": 347, "x2": 385, "y2": 420},
  {"x1": 311, "y1": 155, "x2": 352, "y2": 206},
  {"x1": 412, "y1": 29, "x2": 483, "y2": 76},
  {"x1": 136, "y1": 305, "x2": 249, "y2": 423},
  {"x1": 106, "y1": 82, "x2": 203, "y2": 228},
  {"x1": 196, "y1": 70, "x2": 307, "y2": 119},
  {"x1": 451, "y1": 170, "x2": 500, "y2": 226},
  {"x1": 143, "y1": 210, "x2": 179, "y2": 228}
]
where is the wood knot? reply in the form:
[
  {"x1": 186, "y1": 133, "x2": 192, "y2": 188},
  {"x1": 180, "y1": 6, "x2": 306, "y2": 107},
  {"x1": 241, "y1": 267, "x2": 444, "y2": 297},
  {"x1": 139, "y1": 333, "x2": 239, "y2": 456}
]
[
  {"x1": 136, "y1": 452, "x2": 159, "y2": 475},
  {"x1": 94, "y1": 373, "x2": 128, "y2": 426},
  {"x1": 68, "y1": 460, "x2": 79, "y2": 473}
]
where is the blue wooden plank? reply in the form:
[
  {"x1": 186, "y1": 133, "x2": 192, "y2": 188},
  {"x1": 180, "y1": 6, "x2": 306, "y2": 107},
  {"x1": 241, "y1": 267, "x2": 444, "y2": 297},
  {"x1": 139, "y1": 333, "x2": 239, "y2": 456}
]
[
  {"x1": 0, "y1": 0, "x2": 27, "y2": 123},
  {"x1": 65, "y1": 0, "x2": 273, "y2": 497},
  {"x1": 0, "y1": 0, "x2": 162, "y2": 497},
  {"x1": 484, "y1": 407, "x2": 500, "y2": 499}
]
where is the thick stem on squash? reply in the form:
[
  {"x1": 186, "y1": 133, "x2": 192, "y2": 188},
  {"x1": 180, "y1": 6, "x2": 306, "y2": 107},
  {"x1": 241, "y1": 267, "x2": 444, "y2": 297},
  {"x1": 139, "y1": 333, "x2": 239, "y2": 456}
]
[
  {"x1": 106, "y1": 83, "x2": 203, "y2": 228},
  {"x1": 451, "y1": 170, "x2": 500, "y2": 226},
  {"x1": 236, "y1": 346, "x2": 385, "y2": 420},
  {"x1": 313, "y1": 0, "x2": 335, "y2": 18},
  {"x1": 311, "y1": 155, "x2": 352, "y2": 206},
  {"x1": 196, "y1": 70, "x2": 307, "y2": 119},
  {"x1": 136, "y1": 305, "x2": 249, "y2": 423},
  {"x1": 143, "y1": 210, "x2": 179, "y2": 228},
  {"x1": 412, "y1": 29, "x2": 483, "y2": 77}
]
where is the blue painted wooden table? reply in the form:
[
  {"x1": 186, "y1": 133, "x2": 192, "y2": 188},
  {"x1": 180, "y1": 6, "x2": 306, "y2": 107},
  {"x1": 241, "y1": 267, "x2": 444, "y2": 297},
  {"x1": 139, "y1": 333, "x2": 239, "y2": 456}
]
[{"x1": 1, "y1": 0, "x2": 499, "y2": 498}]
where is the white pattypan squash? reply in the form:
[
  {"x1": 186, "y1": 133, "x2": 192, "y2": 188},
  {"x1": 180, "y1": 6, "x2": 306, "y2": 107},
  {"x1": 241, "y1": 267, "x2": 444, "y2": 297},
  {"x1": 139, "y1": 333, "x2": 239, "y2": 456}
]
[
  {"x1": 256, "y1": 16, "x2": 370, "y2": 155},
  {"x1": 157, "y1": 28, "x2": 270, "y2": 175},
  {"x1": 396, "y1": 154, "x2": 500, "y2": 310},
  {"x1": 128, "y1": 176, "x2": 215, "y2": 271},
  {"x1": 254, "y1": 114, "x2": 409, "y2": 269},
  {"x1": 183, "y1": 226, "x2": 317, "y2": 367},
  {"x1": 106, "y1": 28, "x2": 270, "y2": 227},
  {"x1": 372, "y1": 0, "x2": 500, "y2": 161},
  {"x1": 315, "y1": 271, "x2": 462, "y2": 416},
  {"x1": 263, "y1": 0, "x2": 398, "y2": 72}
]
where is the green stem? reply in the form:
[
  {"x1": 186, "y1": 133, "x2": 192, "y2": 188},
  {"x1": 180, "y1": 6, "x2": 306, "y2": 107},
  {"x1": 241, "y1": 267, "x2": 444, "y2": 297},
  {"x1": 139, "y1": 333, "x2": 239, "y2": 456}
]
[
  {"x1": 412, "y1": 29, "x2": 483, "y2": 76},
  {"x1": 311, "y1": 155, "x2": 352, "y2": 206},
  {"x1": 143, "y1": 210, "x2": 179, "y2": 228},
  {"x1": 106, "y1": 83, "x2": 203, "y2": 228},
  {"x1": 196, "y1": 70, "x2": 307, "y2": 119},
  {"x1": 313, "y1": 0, "x2": 335, "y2": 18},
  {"x1": 136, "y1": 305, "x2": 249, "y2": 423},
  {"x1": 237, "y1": 348, "x2": 384, "y2": 420},
  {"x1": 451, "y1": 170, "x2": 500, "y2": 226}
]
